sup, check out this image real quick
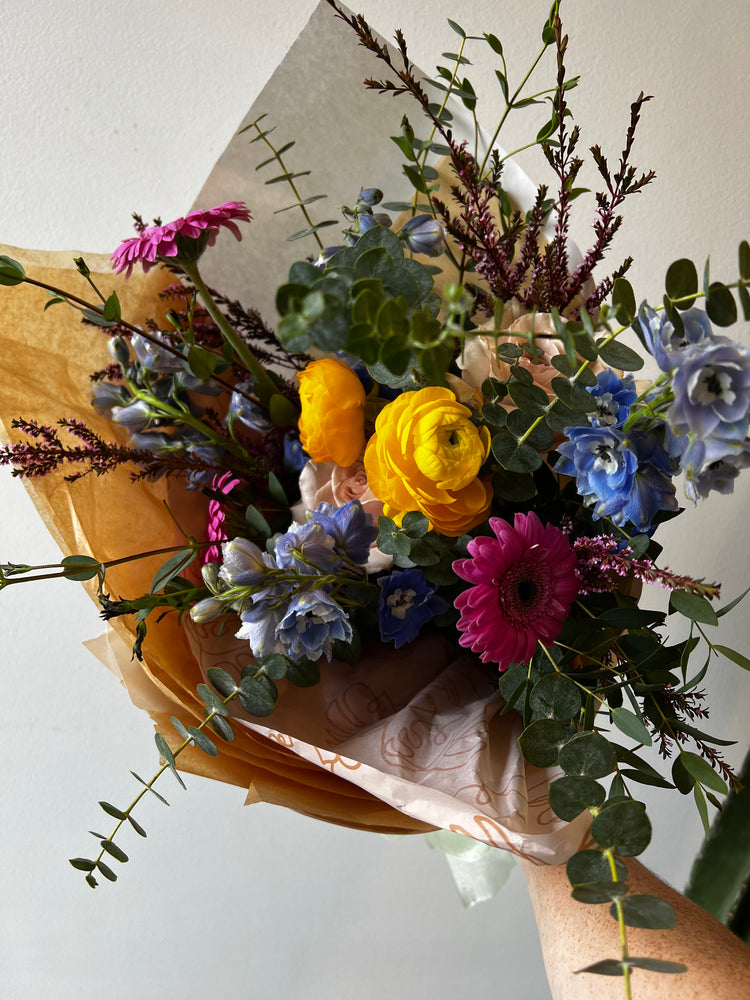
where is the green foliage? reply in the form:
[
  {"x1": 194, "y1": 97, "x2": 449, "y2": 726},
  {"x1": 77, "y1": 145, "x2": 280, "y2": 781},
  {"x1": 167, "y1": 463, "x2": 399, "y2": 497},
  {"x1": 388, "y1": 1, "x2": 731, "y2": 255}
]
[{"x1": 276, "y1": 227, "x2": 443, "y2": 385}]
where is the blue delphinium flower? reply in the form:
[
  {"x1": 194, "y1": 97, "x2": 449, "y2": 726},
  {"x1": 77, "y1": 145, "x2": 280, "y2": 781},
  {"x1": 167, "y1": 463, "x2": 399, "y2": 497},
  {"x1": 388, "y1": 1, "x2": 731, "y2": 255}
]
[
  {"x1": 399, "y1": 215, "x2": 447, "y2": 257},
  {"x1": 638, "y1": 303, "x2": 713, "y2": 372},
  {"x1": 377, "y1": 568, "x2": 449, "y2": 649},
  {"x1": 682, "y1": 429, "x2": 750, "y2": 502},
  {"x1": 667, "y1": 338, "x2": 750, "y2": 441},
  {"x1": 91, "y1": 381, "x2": 130, "y2": 418},
  {"x1": 219, "y1": 537, "x2": 272, "y2": 587},
  {"x1": 235, "y1": 587, "x2": 288, "y2": 659},
  {"x1": 588, "y1": 371, "x2": 637, "y2": 427},
  {"x1": 131, "y1": 332, "x2": 184, "y2": 373},
  {"x1": 275, "y1": 520, "x2": 340, "y2": 575},
  {"x1": 556, "y1": 424, "x2": 676, "y2": 533},
  {"x1": 276, "y1": 589, "x2": 353, "y2": 661},
  {"x1": 309, "y1": 500, "x2": 377, "y2": 567},
  {"x1": 283, "y1": 432, "x2": 308, "y2": 473},
  {"x1": 110, "y1": 399, "x2": 153, "y2": 430},
  {"x1": 228, "y1": 380, "x2": 273, "y2": 433}
]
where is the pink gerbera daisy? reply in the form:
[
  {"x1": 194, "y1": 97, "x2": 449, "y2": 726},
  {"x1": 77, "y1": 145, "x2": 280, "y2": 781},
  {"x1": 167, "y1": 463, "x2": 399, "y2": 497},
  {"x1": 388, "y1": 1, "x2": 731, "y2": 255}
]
[
  {"x1": 111, "y1": 201, "x2": 252, "y2": 277},
  {"x1": 452, "y1": 511, "x2": 578, "y2": 670}
]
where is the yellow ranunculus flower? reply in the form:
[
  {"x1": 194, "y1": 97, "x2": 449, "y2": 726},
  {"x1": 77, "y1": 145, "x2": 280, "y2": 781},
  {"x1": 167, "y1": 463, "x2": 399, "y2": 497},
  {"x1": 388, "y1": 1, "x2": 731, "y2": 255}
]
[
  {"x1": 364, "y1": 387, "x2": 492, "y2": 536},
  {"x1": 297, "y1": 358, "x2": 366, "y2": 467}
]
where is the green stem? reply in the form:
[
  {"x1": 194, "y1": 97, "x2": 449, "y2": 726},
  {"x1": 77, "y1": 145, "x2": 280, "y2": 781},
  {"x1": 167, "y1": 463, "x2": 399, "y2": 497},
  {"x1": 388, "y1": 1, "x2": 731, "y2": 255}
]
[
  {"x1": 604, "y1": 848, "x2": 633, "y2": 999},
  {"x1": 181, "y1": 262, "x2": 279, "y2": 406}
]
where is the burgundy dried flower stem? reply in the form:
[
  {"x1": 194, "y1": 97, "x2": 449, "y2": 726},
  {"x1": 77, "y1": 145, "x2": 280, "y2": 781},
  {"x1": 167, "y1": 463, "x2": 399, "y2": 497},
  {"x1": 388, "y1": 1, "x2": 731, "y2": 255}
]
[{"x1": 573, "y1": 536, "x2": 721, "y2": 600}]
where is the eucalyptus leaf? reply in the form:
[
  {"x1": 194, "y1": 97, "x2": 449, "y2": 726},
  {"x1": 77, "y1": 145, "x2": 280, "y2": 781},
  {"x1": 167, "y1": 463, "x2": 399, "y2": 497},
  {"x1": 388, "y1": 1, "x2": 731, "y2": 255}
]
[
  {"x1": 69, "y1": 858, "x2": 97, "y2": 872},
  {"x1": 611, "y1": 707, "x2": 652, "y2": 747},
  {"x1": 591, "y1": 800, "x2": 651, "y2": 856},
  {"x1": 680, "y1": 751, "x2": 728, "y2": 795},
  {"x1": 567, "y1": 850, "x2": 627, "y2": 885},
  {"x1": 96, "y1": 861, "x2": 118, "y2": 882},
  {"x1": 207, "y1": 667, "x2": 240, "y2": 698},
  {"x1": 529, "y1": 673, "x2": 581, "y2": 721},
  {"x1": 238, "y1": 675, "x2": 277, "y2": 716},
  {"x1": 549, "y1": 775, "x2": 605, "y2": 821},
  {"x1": 99, "y1": 840, "x2": 129, "y2": 863},
  {"x1": 518, "y1": 718, "x2": 567, "y2": 767},
  {"x1": 154, "y1": 733, "x2": 176, "y2": 767},
  {"x1": 98, "y1": 801, "x2": 127, "y2": 821},
  {"x1": 669, "y1": 589, "x2": 718, "y2": 626},
  {"x1": 595, "y1": 339, "x2": 644, "y2": 371},
  {"x1": 559, "y1": 732, "x2": 617, "y2": 779},
  {"x1": 572, "y1": 881, "x2": 629, "y2": 904},
  {"x1": 188, "y1": 726, "x2": 219, "y2": 757},
  {"x1": 611, "y1": 894, "x2": 676, "y2": 930}
]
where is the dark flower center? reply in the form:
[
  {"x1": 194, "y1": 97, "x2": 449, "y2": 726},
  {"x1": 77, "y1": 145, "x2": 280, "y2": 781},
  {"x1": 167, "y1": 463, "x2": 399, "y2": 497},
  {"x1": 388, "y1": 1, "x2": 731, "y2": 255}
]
[{"x1": 497, "y1": 558, "x2": 553, "y2": 627}]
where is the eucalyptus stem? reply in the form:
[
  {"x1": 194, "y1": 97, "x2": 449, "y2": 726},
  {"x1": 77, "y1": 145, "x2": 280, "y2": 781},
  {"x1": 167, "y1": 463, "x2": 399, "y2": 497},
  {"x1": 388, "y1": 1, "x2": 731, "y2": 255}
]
[
  {"x1": 604, "y1": 848, "x2": 634, "y2": 999},
  {"x1": 181, "y1": 262, "x2": 279, "y2": 406}
]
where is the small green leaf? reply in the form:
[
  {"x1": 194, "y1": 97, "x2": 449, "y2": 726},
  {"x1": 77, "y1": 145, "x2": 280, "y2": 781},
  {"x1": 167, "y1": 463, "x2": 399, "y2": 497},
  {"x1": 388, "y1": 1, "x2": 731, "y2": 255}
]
[
  {"x1": 60, "y1": 554, "x2": 101, "y2": 582},
  {"x1": 665, "y1": 258, "x2": 699, "y2": 304},
  {"x1": 245, "y1": 505, "x2": 272, "y2": 537},
  {"x1": 285, "y1": 657, "x2": 320, "y2": 688},
  {"x1": 591, "y1": 800, "x2": 652, "y2": 856},
  {"x1": 518, "y1": 718, "x2": 567, "y2": 767},
  {"x1": 446, "y1": 18, "x2": 465, "y2": 36},
  {"x1": 154, "y1": 733, "x2": 176, "y2": 767},
  {"x1": 150, "y1": 548, "x2": 196, "y2": 594},
  {"x1": 255, "y1": 653, "x2": 288, "y2": 680},
  {"x1": 491, "y1": 432, "x2": 542, "y2": 473},
  {"x1": 595, "y1": 338, "x2": 644, "y2": 371},
  {"x1": 572, "y1": 881, "x2": 628, "y2": 904},
  {"x1": 188, "y1": 726, "x2": 218, "y2": 756},
  {"x1": 611, "y1": 277, "x2": 636, "y2": 324},
  {"x1": 96, "y1": 860, "x2": 118, "y2": 882},
  {"x1": 69, "y1": 858, "x2": 97, "y2": 872},
  {"x1": 529, "y1": 673, "x2": 582, "y2": 721},
  {"x1": 611, "y1": 707, "x2": 652, "y2": 747},
  {"x1": 85, "y1": 874, "x2": 98, "y2": 889},
  {"x1": 549, "y1": 775, "x2": 605, "y2": 821},
  {"x1": 207, "y1": 713, "x2": 235, "y2": 743},
  {"x1": 706, "y1": 281, "x2": 738, "y2": 327},
  {"x1": 693, "y1": 781, "x2": 711, "y2": 839},
  {"x1": 128, "y1": 816, "x2": 147, "y2": 838},
  {"x1": 207, "y1": 667, "x2": 239, "y2": 698},
  {"x1": 567, "y1": 850, "x2": 627, "y2": 886},
  {"x1": 100, "y1": 840, "x2": 129, "y2": 863},
  {"x1": 170, "y1": 716, "x2": 191, "y2": 742},
  {"x1": 130, "y1": 771, "x2": 170, "y2": 806},
  {"x1": 267, "y1": 471, "x2": 288, "y2": 508},
  {"x1": 669, "y1": 589, "x2": 718, "y2": 626},
  {"x1": 574, "y1": 959, "x2": 625, "y2": 977},
  {"x1": 238, "y1": 675, "x2": 277, "y2": 717},
  {"x1": 715, "y1": 644, "x2": 750, "y2": 671},
  {"x1": 680, "y1": 751, "x2": 728, "y2": 795},
  {"x1": 626, "y1": 958, "x2": 687, "y2": 974},
  {"x1": 98, "y1": 801, "x2": 127, "y2": 821},
  {"x1": 612, "y1": 894, "x2": 676, "y2": 930},
  {"x1": 559, "y1": 732, "x2": 617, "y2": 779},
  {"x1": 196, "y1": 684, "x2": 230, "y2": 715}
]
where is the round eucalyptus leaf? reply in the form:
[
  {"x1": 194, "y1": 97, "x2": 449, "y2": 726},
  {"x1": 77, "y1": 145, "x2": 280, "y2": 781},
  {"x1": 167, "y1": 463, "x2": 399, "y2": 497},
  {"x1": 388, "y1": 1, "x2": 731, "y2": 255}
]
[
  {"x1": 549, "y1": 775, "x2": 605, "y2": 821},
  {"x1": 207, "y1": 667, "x2": 239, "y2": 698},
  {"x1": 572, "y1": 881, "x2": 629, "y2": 904},
  {"x1": 559, "y1": 731, "x2": 617, "y2": 778},
  {"x1": 574, "y1": 959, "x2": 624, "y2": 977},
  {"x1": 238, "y1": 675, "x2": 277, "y2": 717},
  {"x1": 518, "y1": 718, "x2": 567, "y2": 767},
  {"x1": 665, "y1": 258, "x2": 699, "y2": 302},
  {"x1": 610, "y1": 894, "x2": 676, "y2": 930},
  {"x1": 567, "y1": 849, "x2": 627, "y2": 885},
  {"x1": 591, "y1": 800, "x2": 652, "y2": 856},
  {"x1": 529, "y1": 673, "x2": 582, "y2": 721},
  {"x1": 706, "y1": 281, "x2": 738, "y2": 327}
]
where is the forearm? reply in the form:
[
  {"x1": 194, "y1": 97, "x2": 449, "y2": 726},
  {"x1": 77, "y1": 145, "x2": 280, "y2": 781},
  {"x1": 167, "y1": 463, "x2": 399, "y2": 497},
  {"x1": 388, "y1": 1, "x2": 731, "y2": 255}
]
[{"x1": 520, "y1": 856, "x2": 750, "y2": 1000}]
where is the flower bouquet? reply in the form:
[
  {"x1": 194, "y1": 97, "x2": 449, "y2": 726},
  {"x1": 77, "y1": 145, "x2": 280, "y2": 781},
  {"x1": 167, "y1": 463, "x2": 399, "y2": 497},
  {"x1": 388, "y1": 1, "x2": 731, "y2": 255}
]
[{"x1": 2, "y1": 1, "x2": 749, "y2": 996}]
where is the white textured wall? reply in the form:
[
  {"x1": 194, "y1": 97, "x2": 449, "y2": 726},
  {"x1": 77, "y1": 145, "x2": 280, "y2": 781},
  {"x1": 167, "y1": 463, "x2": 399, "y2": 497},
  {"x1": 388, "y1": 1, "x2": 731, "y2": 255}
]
[{"x1": 1, "y1": 3, "x2": 748, "y2": 999}]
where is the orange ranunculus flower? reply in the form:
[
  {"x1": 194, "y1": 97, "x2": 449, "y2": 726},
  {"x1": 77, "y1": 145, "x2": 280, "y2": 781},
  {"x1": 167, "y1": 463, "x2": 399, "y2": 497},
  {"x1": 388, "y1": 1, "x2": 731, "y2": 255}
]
[
  {"x1": 364, "y1": 387, "x2": 492, "y2": 536},
  {"x1": 297, "y1": 358, "x2": 366, "y2": 467}
]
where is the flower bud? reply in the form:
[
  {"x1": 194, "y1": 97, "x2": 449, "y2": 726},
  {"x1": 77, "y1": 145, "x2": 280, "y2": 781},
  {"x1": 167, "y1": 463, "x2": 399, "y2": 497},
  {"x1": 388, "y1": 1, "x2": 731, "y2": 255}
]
[
  {"x1": 108, "y1": 336, "x2": 131, "y2": 367},
  {"x1": 201, "y1": 561, "x2": 221, "y2": 591},
  {"x1": 189, "y1": 597, "x2": 225, "y2": 623},
  {"x1": 357, "y1": 187, "x2": 384, "y2": 207},
  {"x1": 399, "y1": 215, "x2": 446, "y2": 257}
]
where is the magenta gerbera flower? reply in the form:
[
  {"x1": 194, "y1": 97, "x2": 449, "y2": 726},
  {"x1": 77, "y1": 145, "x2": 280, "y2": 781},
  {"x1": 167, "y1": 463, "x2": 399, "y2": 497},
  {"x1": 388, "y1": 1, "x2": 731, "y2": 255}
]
[
  {"x1": 111, "y1": 201, "x2": 252, "y2": 277},
  {"x1": 452, "y1": 511, "x2": 578, "y2": 670}
]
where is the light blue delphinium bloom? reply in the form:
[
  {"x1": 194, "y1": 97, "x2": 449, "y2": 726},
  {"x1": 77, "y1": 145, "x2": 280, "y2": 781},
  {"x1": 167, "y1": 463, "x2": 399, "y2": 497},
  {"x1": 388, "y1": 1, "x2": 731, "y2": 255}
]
[
  {"x1": 682, "y1": 429, "x2": 750, "y2": 502},
  {"x1": 219, "y1": 537, "x2": 273, "y2": 587},
  {"x1": 556, "y1": 424, "x2": 677, "y2": 533},
  {"x1": 399, "y1": 215, "x2": 447, "y2": 257},
  {"x1": 110, "y1": 398, "x2": 153, "y2": 430},
  {"x1": 235, "y1": 589, "x2": 288, "y2": 660},
  {"x1": 667, "y1": 338, "x2": 750, "y2": 441},
  {"x1": 377, "y1": 568, "x2": 449, "y2": 649},
  {"x1": 276, "y1": 589, "x2": 353, "y2": 662},
  {"x1": 588, "y1": 371, "x2": 637, "y2": 427},
  {"x1": 228, "y1": 380, "x2": 273, "y2": 433},
  {"x1": 91, "y1": 381, "x2": 131, "y2": 417},
  {"x1": 638, "y1": 303, "x2": 713, "y2": 373},
  {"x1": 308, "y1": 500, "x2": 377, "y2": 567},
  {"x1": 274, "y1": 520, "x2": 340, "y2": 575},
  {"x1": 131, "y1": 332, "x2": 184, "y2": 373}
]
